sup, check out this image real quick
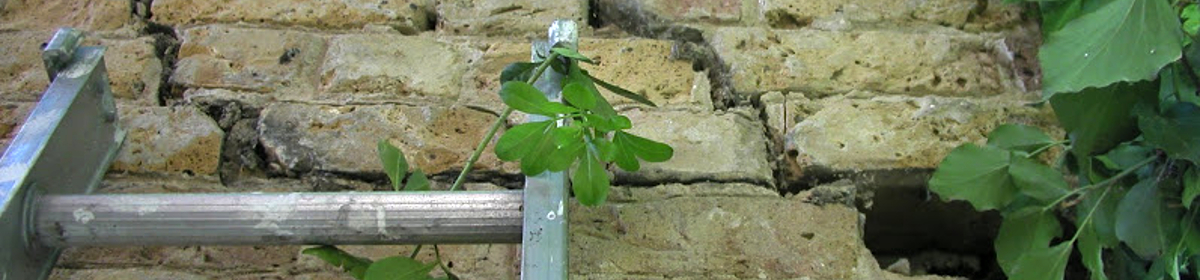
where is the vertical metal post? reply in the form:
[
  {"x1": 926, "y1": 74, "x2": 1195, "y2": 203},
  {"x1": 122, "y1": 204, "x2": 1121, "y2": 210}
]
[{"x1": 521, "y1": 20, "x2": 576, "y2": 279}]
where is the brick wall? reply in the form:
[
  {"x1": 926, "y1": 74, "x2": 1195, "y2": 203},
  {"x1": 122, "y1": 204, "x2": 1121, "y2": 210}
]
[{"x1": 0, "y1": 0, "x2": 1054, "y2": 279}]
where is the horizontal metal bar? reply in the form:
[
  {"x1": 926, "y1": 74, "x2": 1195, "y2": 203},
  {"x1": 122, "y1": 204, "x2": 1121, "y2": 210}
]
[{"x1": 35, "y1": 191, "x2": 523, "y2": 247}]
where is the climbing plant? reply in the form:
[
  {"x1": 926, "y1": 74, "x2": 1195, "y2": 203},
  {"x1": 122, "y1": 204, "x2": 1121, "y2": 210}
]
[
  {"x1": 303, "y1": 45, "x2": 674, "y2": 279},
  {"x1": 928, "y1": 0, "x2": 1200, "y2": 279}
]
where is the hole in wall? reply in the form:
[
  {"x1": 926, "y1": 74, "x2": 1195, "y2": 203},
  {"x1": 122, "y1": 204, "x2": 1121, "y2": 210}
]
[{"x1": 860, "y1": 183, "x2": 1003, "y2": 279}]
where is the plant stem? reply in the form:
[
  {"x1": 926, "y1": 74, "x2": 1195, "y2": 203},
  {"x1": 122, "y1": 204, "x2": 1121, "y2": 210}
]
[
  {"x1": 409, "y1": 244, "x2": 423, "y2": 258},
  {"x1": 1067, "y1": 179, "x2": 1113, "y2": 243},
  {"x1": 449, "y1": 53, "x2": 561, "y2": 192},
  {"x1": 1026, "y1": 140, "x2": 1070, "y2": 158},
  {"x1": 1043, "y1": 156, "x2": 1158, "y2": 212}
]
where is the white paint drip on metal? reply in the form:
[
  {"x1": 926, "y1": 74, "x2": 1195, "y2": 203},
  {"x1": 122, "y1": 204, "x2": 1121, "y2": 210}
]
[
  {"x1": 252, "y1": 192, "x2": 298, "y2": 236},
  {"x1": 375, "y1": 207, "x2": 388, "y2": 235},
  {"x1": 113, "y1": 196, "x2": 160, "y2": 216},
  {"x1": 72, "y1": 208, "x2": 94, "y2": 224}
]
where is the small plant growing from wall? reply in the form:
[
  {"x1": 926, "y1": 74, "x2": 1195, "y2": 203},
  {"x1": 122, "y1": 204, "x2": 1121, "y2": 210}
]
[
  {"x1": 302, "y1": 43, "x2": 673, "y2": 279},
  {"x1": 928, "y1": 0, "x2": 1200, "y2": 279}
]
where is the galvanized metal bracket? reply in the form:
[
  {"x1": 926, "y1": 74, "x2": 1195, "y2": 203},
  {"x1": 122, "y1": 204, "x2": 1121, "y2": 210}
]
[
  {"x1": 0, "y1": 28, "x2": 125, "y2": 280},
  {"x1": 521, "y1": 20, "x2": 577, "y2": 280}
]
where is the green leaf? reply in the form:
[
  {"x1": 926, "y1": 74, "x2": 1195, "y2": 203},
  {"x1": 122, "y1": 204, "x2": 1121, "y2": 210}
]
[
  {"x1": 499, "y1": 81, "x2": 578, "y2": 116},
  {"x1": 363, "y1": 256, "x2": 437, "y2": 280},
  {"x1": 1038, "y1": 0, "x2": 1184, "y2": 96},
  {"x1": 567, "y1": 61, "x2": 616, "y2": 117},
  {"x1": 928, "y1": 144, "x2": 1019, "y2": 211},
  {"x1": 1184, "y1": 214, "x2": 1200, "y2": 255},
  {"x1": 1186, "y1": 167, "x2": 1200, "y2": 209},
  {"x1": 1137, "y1": 102, "x2": 1200, "y2": 164},
  {"x1": 572, "y1": 147, "x2": 610, "y2": 206},
  {"x1": 546, "y1": 125, "x2": 585, "y2": 172},
  {"x1": 1079, "y1": 184, "x2": 1128, "y2": 247},
  {"x1": 378, "y1": 140, "x2": 409, "y2": 191},
  {"x1": 1095, "y1": 142, "x2": 1155, "y2": 172},
  {"x1": 496, "y1": 121, "x2": 553, "y2": 161},
  {"x1": 546, "y1": 140, "x2": 585, "y2": 172},
  {"x1": 610, "y1": 131, "x2": 673, "y2": 172},
  {"x1": 1039, "y1": 0, "x2": 1085, "y2": 34},
  {"x1": 1184, "y1": 4, "x2": 1200, "y2": 36},
  {"x1": 987, "y1": 124, "x2": 1056, "y2": 154},
  {"x1": 303, "y1": 245, "x2": 373, "y2": 280},
  {"x1": 520, "y1": 128, "x2": 558, "y2": 176},
  {"x1": 563, "y1": 82, "x2": 597, "y2": 110},
  {"x1": 1008, "y1": 242, "x2": 1073, "y2": 280},
  {"x1": 1008, "y1": 155, "x2": 1069, "y2": 203},
  {"x1": 404, "y1": 169, "x2": 430, "y2": 191},
  {"x1": 614, "y1": 131, "x2": 673, "y2": 162},
  {"x1": 1117, "y1": 180, "x2": 1166, "y2": 259},
  {"x1": 585, "y1": 71, "x2": 659, "y2": 107},
  {"x1": 550, "y1": 47, "x2": 595, "y2": 64},
  {"x1": 1158, "y1": 63, "x2": 1200, "y2": 112},
  {"x1": 593, "y1": 138, "x2": 617, "y2": 162},
  {"x1": 1078, "y1": 225, "x2": 1109, "y2": 280},
  {"x1": 551, "y1": 125, "x2": 582, "y2": 147},
  {"x1": 995, "y1": 208, "x2": 1063, "y2": 276},
  {"x1": 1050, "y1": 82, "x2": 1154, "y2": 157},
  {"x1": 500, "y1": 62, "x2": 536, "y2": 84}
]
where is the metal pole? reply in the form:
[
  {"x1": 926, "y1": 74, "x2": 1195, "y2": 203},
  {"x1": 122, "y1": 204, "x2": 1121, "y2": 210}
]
[
  {"x1": 521, "y1": 20, "x2": 576, "y2": 280},
  {"x1": 34, "y1": 191, "x2": 524, "y2": 246}
]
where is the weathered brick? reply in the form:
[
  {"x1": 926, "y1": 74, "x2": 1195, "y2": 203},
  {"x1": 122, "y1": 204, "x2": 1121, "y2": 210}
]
[
  {"x1": 101, "y1": 37, "x2": 163, "y2": 104},
  {"x1": 172, "y1": 25, "x2": 326, "y2": 95},
  {"x1": 580, "y1": 38, "x2": 709, "y2": 110},
  {"x1": 0, "y1": 32, "x2": 163, "y2": 103},
  {"x1": 50, "y1": 268, "x2": 207, "y2": 280},
  {"x1": 59, "y1": 246, "x2": 299, "y2": 271},
  {"x1": 0, "y1": 102, "x2": 33, "y2": 151},
  {"x1": 320, "y1": 34, "x2": 467, "y2": 102},
  {"x1": 710, "y1": 27, "x2": 1015, "y2": 97},
  {"x1": 301, "y1": 244, "x2": 519, "y2": 279},
  {"x1": 781, "y1": 95, "x2": 1059, "y2": 173},
  {"x1": 632, "y1": 0, "x2": 742, "y2": 24},
  {"x1": 98, "y1": 174, "x2": 229, "y2": 194},
  {"x1": 616, "y1": 108, "x2": 772, "y2": 185},
  {"x1": 1, "y1": 0, "x2": 132, "y2": 31},
  {"x1": 436, "y1": 0, "x2": 587, "y2": 36},
  {"x1": 572, "y1": 183, "x2": 895, "y2": 279},
  {"x1": 457, "y1": 39, "x2": 529, "y2": 115},
  {"x1": 754, "y1": 0, "x2": 981, "y2": 28},
  {"x1": 460, "y1": 38, "x2": 710, "y2": 115},
  {"x1": 0, "y1": 31, "x2": 57, "y2": 101},
  {"x1": 110, "y1": 105, "x2": 224, "y2": 176},
  {"x1": 258, "y1": 102, "x2": 514, "y2": 176},
  {"x1": 151, "y1": 0, "x2": 432, "y2": 33}
]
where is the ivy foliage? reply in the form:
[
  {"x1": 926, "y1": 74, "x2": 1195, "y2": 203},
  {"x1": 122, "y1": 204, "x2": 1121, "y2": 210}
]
[{"x1": 931, "y1": 0, "x2": 1200, "y2": 279}]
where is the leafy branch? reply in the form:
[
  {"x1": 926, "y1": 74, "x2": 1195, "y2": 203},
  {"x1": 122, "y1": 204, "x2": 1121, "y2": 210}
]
[
  {"x1": 930, "y1": 0, "x2": 1200, "y2": 278},
  {"x1": 306, "y1": 44, "x2": 673, "y2": 279}
]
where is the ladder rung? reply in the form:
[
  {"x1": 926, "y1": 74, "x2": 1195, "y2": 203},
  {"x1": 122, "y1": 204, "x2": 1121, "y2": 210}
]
[{"x1": 35, "y1": 191, "x2": 524, "y2": 247}]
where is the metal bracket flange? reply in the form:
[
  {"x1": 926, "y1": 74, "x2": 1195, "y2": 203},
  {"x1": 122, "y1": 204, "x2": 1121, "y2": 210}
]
[{"x1": 0, "y1": 28, "x2": 125, "y2": 280}]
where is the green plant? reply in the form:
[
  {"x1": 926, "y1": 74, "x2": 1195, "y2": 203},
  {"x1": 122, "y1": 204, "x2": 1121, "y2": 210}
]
[
  {"x1": 303, "y1": 45, "x2": 673, "y2": 279},
  {"x1": 928, "y1": 0, "x2": 1200, "y2": 279}
]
